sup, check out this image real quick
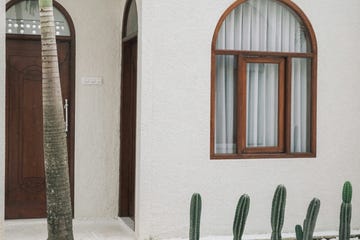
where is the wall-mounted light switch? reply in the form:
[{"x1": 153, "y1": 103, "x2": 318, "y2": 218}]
[{"x1": 81, "y1": 77, "x2": 103, "y2": 85}]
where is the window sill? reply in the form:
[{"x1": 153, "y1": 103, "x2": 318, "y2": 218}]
[{"x1": 210, "y1": 152, "x2": 316, "y2": 160}]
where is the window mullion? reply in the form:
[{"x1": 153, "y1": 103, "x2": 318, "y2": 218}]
[
  {"x1": 278, "y1": 58, "x2": 286, "y2": 152},
  {"x1": 285, "y1": 57, "x2": 292, "y2": 153},
  {"x1": 310, "y1": 55, "x2": 317, "y2": 154},
  {"x1": 237, "y1": 56, "x2": 246, "y2": 154}
]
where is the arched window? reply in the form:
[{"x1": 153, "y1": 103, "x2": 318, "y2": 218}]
[
  {"x1": 211, "y1": 0, "x2": 317, "y2": 159},
  {"x1": 6, "y1": 0, "x2": 70, "y2": 36}
]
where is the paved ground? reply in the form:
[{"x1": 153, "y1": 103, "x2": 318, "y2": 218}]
[
  {"x1": 6, "y1": 219, "x2": 360, "y2": 240},
  {"x1": 5, "y1": 218, "x2": 136, "y2": 240}
]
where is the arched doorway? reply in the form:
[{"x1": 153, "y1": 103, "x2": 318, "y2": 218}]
[
  {"x1": 5, "y1": 0, "x2": 75, "y2": 219},
  {"x1": 119, "y1": 0, "x2": 138, "y2": 226}
]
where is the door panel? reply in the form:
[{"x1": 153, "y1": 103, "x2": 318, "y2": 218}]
[
  {"x1": 5, "y1": 39, "x2": 74, "y2": 219},
  {"x1": 119, "y1": 38, "x2": 137, "y2": 220}
]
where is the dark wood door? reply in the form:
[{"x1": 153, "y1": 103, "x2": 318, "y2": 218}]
[
  {"x1": 5, "y1": 39, "x2": 74, "y2": 219},
  {"x1": 119, "y1": 38, "x2": 137, "y2": 220}
]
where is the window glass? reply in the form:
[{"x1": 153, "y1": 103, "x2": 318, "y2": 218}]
[
  {"x1": 291, "y1": 58, "x2": 311, "y2": 153},
  {"x1": 215, "y1": 55, "x2": 237, "y2": 154},
  {"x1": 216, "y1": 0, "x2": 309, "y2": 53},
  {"x1": 6, "y1": 0, "x2": 70, "y2": 36},
  {"x1": 125, "y1": 0, "x2": 138, "y2": 37},
  {"x1": 246, "y1": 63, "x2": 278, "y2": 148}
]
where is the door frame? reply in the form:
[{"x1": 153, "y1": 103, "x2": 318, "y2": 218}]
[{"x1": 5, "y1": 0, "x2": 76, "y2": 217}]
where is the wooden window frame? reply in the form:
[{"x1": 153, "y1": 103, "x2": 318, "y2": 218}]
[
  {"x1": 210, "y1": 0, "x2": 318, "y2": 160},
  {"x1": 239, "y1": 57, "x2": 285, "y2": 154}
]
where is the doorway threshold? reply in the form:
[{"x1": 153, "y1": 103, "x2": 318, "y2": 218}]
[
  {"x1": 5, "y1": 218, "x2": 136, "y2": 240},
  {"x1": 120, "y1": 217, "x2": 135, "y2": 231}
]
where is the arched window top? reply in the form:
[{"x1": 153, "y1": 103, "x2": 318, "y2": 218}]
[
  {"x1": 123, "y1": 0, "x2": 138, "y2": 38},
  {"x1": 6, "y1": 0, "x2": 70, "y2": 36},
  {"x1": 214, "y1": 0, "x2": 316, "y2": 53}
]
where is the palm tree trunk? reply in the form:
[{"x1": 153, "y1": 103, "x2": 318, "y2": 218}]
[{"x1": 39, "y1": 0, "x2": 74, "y2": 239}]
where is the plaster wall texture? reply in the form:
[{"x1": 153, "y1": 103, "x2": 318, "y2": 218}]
[
  {"x1": 134, "y1": 0, "x2": 142, "y2": 237},
  {"x1": 53, "y1": 0, "x2": 124, "y2": 219},
  {"x1": 138, "y1": 0, "x2": 360, "y2": 239},
  {"x1": 3, "y1": 0, "x2": 125, "y2": 220},
  {"x1": 0, "y1": 0, "x2": 5, "y2": 238}
]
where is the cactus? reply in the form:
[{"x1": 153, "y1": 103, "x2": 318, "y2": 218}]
[
  {"x1": 295, "y1": 224, "x2": 303, "y2": 240},
  {"x1": 339, "y1": 181, "x2": 352, "y2": 240},
  {"x1": 233, "y1": 194, "x2": 250, "y2": 240},
  {"x1": 342, "y1": 181, "x2": 352, "y2": 203},
  {"x1": 190, "y1": 193, "x2": 202, "y2": 240},
  {"x1": 271, "y1": 185, "x2": 287, "y2": 240},
  {"x1": 295, "y1": 198, "x2": 321, "y2": 240}
]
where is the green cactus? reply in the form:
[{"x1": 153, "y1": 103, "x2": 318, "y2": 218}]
[
  {"x1": 342, "y1": 181, "x2": 352, "y2": 204},
  {"x1": 339, "y1": 181, "x2": 352, "y2": 240},
  {"x1": 190, "y1": 193, "x2": 202, "y2": 240},
  {"x1": 233, "y1": 194, "x2": 250, "y2": 240},
  {"x1": 271, "y1": 185, "x2": 287, "y2": 240},
  {"x1": 295, "y1": 198, "x2": 320, "y2": 240},
  {"x1": 295, "y1": 224, "x2": 303, "y2": 240}
]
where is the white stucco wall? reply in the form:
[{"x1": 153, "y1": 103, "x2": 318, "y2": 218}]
[
  {"x1": 54, "y1": 0, "x2": 124, "y2": 219},
  {"x1": 135, "y1": 0, "x2": 142, "y2": 236},
  {"x1": 2, "y1": 0, "x2": 360, "y2": 239},
  {"x1": 137, "y1": 0, "x2": 360, "y2": 239},
  {"x1": 0, "y1": 0, "x2": 5, "y2": 238},
  {"x1": 56, "y1": 0, "x2": 124, "y2": 219}
]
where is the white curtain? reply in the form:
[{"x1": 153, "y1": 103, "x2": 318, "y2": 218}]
[
  {"x1": 291, "y1": 58, "x2": 311, "y2": 152},
  {"x1": 215, "y1": 0, "x2": 310, "y2": 153},
  {"x1": 216, "y1": 0, "x2": 308, "y2": 52},
  {"x1": 215, "y1": 55, "x2": 237, "y2": 154},
  {"x1": 246, "y1": 63, "x2": 278, "y2": 147}
]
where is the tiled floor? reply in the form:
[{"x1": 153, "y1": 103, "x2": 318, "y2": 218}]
[{"x1": 5, "y1": 218, "x2": 136, "y2": 240}]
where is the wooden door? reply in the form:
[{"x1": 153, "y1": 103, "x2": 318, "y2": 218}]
[
  {"x1": 119, "y1": 38, "x2": 137, "y2": 220},
  {"x1": 5, "y1": 39, "x2": 74, "y2": 219}
]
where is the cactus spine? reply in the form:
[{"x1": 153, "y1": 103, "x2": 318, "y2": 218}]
[
  {"x1": 295, "y1": 198, "x2": 321, "y2": 240},
  {"x1": 339, "y1": 181, "x2": 352, "y2": 240},
  {"x1": 233, "y1": 194, "x2": 250, "y2": 240},
  {"x1": 271, "y1": 185, "x2": 287, "y2": 240},
  {"x1": 190, "y1": 193, "x2": 202, "y2": 240}
]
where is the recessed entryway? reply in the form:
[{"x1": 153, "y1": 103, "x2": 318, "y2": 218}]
[
  {"x1": 119, "y1": 0, "x2": 138, "y2": 227},
  {"x1": 5, "y1": 0, "x2": 75, "y2": 219}
]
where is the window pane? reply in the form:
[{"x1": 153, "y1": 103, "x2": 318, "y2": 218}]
[
  {"x1": 246, "y1": 63, "x2": 278, "y2": 147},
  {"x1": 291, "y1": 58, "x2": 311, "y2": 153},
  {"x1": 6, "y1": 0, "x2": 70, "y2": 36},
  {"x1": 216, "y1": 0, "x2": 310, "y2": 53},
  {"x1": 215, "y1": 55, "x2": 237, "y2": 154}
]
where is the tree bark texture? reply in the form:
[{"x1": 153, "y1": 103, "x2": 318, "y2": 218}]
[{"x1": 39, "y1": 0, "x2": 74, "y2": 239}]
